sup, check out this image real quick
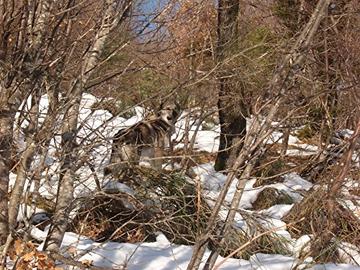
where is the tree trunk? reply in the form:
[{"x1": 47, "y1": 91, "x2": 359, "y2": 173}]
[
  {"x1": 0, "y1": 0, "x2": 53, "y2": 243},
  {"x1": 42, "y1": 100, "x2": 79, "y2": 251},
  {"x1": 8, "y1": 93, "x2": 40, "y2": 229},
  {"x1": 203, "y1": 152, "x2": 259, "y2": 270},
  {"x1": 43, "y1": 0, "x2": 130, "y2": 252},
  {"x1": 214, "y1": 0, "x2": 247, "y2": 172},
  {"x1": 281, "y1": 127, "x2": 290, "y2": 156},
  {"x1": 0, "y1": 110, "x2": 15, "y2": 244},
  {"x1": 319, "y1": 13, "x2": 339, "y2": 143}
]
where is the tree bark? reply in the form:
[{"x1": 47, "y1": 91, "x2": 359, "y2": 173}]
[
  {"x1": 0, "y1": 110, "x2": 14, "y2": 244},
  {"x1": 214, "y1": 0, "x2": 247, "y2": 172},
  {"x1": 43, "y1": 0, "x2": 131, "y2": 252},
  {"x1": 8, "y1": 94, "x2": 40, "y2": 229},
  {"x1": 0, "y1": 0, "x2": 53, "y2": 243},
  {"x1": 187, "y1": 1, "x2": 331, "y2": 269}
]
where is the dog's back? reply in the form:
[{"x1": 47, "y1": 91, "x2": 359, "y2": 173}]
[{"x1": 113, "y1": 118, "x2": 172, "y2": 146}]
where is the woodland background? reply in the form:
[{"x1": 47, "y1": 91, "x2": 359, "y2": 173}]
[{"x1": 0, "y1": 0, "x2": 360, "y2": 269}]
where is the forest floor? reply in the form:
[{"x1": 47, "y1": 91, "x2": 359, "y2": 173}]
[{"x1": 11, "y1": 93, "x2": 360, "y2": 269}]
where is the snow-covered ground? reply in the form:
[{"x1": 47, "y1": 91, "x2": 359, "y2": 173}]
[
  {"x1": 13, "y1": 93, "x2": 360, "y2": 269},
  {"x1": 29, "y1": 228, "x2": 360, "y2": 270}
]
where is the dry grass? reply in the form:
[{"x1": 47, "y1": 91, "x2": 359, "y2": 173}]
[
  {"x1": 215, "y1": 217, "x2": 291, "y2": 260},
  {"x1": 283, "y1": 188, "x2": 360, "y2": 263}
]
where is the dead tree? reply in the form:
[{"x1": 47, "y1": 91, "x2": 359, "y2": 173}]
[{"x1": 186, "y1": 1, "x2": 331, "y2": 269}]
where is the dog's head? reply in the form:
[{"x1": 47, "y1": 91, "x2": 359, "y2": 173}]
[{"x1": 158, "y1": 101, "x2": 181, "y2": 125}]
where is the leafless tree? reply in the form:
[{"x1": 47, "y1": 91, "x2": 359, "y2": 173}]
[
  {"x1": 0, "y1": 0, "x2": 55, "y2": 244},
  {"x1": 187, "y1": 0, "x2": 331, "y2": 269},
  {"x1": 1, "y1": 0, "x2": 133, "y2": 257},
  {"x1": 42, "y1": 0, "x2": 133, "y2": 252},
  {"x1": 1, "y1": 0, "x2": 359, "y2": 268}
]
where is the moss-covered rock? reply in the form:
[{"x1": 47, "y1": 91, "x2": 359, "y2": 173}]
[
  {"x1": 254, "y1": 158, "x2": 287, "y2": 187},
  {"x1": 252, "y1": 187, "x2": 293, "y2": 211}
]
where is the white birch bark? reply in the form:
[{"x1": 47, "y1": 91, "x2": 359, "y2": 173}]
[
  {"x1": 0, "y1": 0, "x2": 54, "y2": 243},
  {"x1": 43, "y1": 0, "x2": 130, "y2": 252}
]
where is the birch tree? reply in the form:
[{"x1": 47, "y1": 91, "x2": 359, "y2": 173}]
[
  {"x1": 43, "y1": 0, "x2": 132, "y2": 252},
  {"x1": 0, "y1": 0, "x2": 54, "y2": 244},
  {"x1": 0, "y1": 0, "x2": 132, "y2": 254}
]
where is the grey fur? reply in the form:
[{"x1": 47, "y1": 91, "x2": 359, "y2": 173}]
[{"x1": 104, "y1": 102, "x2": 180, "y2": 178}]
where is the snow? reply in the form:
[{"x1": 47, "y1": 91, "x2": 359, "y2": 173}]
[
  {"x1": 189, "y1": 163, "x2": 313, "y2": 240},
  {"x1": 173, "y1": 112, "x2": 220, "y2": 153},
  {"x1": 12, "y1": 93, "x2": 360, "y2": 270},
  {"x1": 16, "y1": 204, "x2": 48, "y2": 222},
  {"x1": 102, "y1": 181, "x2": 135, "y2": 195},
  {"x1": 259, "y1": 204, "x2": 294, "y2": 220},
  {"x1": 48, "y1": 232, "x2": 250, "y2": 270},
  {"x1": 31, "y1": 212, "x2": 51, "y2": 224},
  {"x1": 292, "y1": 235, "x2": 311, "y2": 258},
  {"x1": 249, "y1": 253, "x2": 297, "y2": 270},
  {"x1": 192, "y1": 164, "x2": 312, "y2": 214},
  {"x1": 35, "y1": 232, "x2": 359, "y2": 270},
  {"x1": 337, "y1": 129, "x2": 354, "y2": 139},
  {"x1": 267, "y1": 131, "x2": 300, "y2": 145},
  {"x1": 282, "y1": 173, "x2": 313, "y2": 191},
  {"x1": 311, "y1": 264, "x2": 360, "y2": 270},
  {"x1": 338, "y1": 242, "x2": 360, "y2": 265},
  {"x1": 31, "y1": 227, "x2": 48, "y2": 241},
  {"x1": 191, "y1": 129, "x2": 220, "y2": 152}
]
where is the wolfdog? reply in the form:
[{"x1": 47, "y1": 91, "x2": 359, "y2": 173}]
[{"x1": 104, "y1": 102, "x2": 181, "y2": 178}]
